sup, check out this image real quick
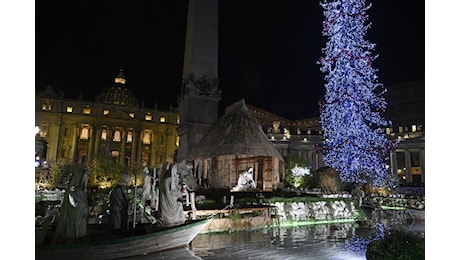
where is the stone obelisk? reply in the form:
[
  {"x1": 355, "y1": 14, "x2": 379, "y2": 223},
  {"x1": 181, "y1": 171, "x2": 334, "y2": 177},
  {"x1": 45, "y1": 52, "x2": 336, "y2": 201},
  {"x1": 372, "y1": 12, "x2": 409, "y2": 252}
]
[{"x1": 177, "y1": 0, "x2": 221, "y2": 162}]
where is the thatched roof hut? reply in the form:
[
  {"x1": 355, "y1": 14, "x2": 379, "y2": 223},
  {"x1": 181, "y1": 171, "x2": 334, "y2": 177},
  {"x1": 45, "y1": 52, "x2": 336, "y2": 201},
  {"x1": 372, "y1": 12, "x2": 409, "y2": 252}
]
[{"x1": 188, "y1": 99, "x2": 285, "y2": 191}]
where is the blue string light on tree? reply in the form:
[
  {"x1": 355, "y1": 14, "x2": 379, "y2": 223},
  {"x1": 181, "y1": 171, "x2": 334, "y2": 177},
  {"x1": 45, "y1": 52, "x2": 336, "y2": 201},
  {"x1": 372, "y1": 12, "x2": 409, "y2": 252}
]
[{"x1": 317, "y1": 0, "x2": 397, "y2": 187}]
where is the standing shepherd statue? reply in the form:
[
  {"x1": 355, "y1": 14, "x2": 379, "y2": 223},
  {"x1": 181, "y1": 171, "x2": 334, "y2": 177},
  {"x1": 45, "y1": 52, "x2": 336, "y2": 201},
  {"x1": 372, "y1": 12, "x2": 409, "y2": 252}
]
[
  {"x1": 52, "y1": 169, "x2": 89, "y2": 244},
  {"x1": 156, "y1": 162, "x2": 186, "y2": 228},
  {"x1": 140, "y1": 166, "x2": 158, "y2": 223},
  {"x1": 108, "y1": 173, "x2": 131, "y2": 235}
]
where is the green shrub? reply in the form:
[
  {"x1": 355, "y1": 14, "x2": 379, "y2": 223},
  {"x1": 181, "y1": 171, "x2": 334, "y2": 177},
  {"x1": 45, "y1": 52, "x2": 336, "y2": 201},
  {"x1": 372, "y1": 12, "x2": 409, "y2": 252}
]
[
  {"x1": 366, "y1": 229, "x2": 424, "y2": 260},
  {"x1": 284, "y1": 158, "x2": 319, "y2": 189}
]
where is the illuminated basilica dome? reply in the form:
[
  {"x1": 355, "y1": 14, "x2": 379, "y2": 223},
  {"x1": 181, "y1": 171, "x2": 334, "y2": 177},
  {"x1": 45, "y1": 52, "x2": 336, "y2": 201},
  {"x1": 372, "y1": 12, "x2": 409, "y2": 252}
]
[{"x1": 98, "y1": 69, "x2": 139, "y2": 107}]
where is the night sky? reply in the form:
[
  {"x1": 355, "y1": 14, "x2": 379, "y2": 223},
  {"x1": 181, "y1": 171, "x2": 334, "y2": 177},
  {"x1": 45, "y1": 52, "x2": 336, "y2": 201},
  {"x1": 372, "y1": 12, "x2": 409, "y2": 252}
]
[{"x1": 35, "y1": 0, "x2": 424, "y2": 120}]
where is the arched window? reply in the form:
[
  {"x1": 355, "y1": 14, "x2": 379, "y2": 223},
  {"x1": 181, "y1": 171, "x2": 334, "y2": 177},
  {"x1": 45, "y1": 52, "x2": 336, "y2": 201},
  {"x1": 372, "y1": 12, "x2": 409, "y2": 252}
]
[
  {"x1": 127, "y1": 131, "x2": 133, "y2": 143},
  {"x1": 101, "y1": 129, "x2": 107, "y2": 141},
  {"x1": 113, "y1": 130, "x2": 121, "y2": 142},
  {"x1": 142, "y1": 131, "x2": 151, "y2": 145},
  {"x1": 80, "y1": 126, "x2": 89, "y2": 140}
]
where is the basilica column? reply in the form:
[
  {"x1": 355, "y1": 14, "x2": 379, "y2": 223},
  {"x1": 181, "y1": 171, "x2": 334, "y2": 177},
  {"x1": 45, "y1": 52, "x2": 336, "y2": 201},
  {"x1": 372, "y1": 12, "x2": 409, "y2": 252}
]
[
  {"x1": 130, "y1": 129, "x2": 138, "y2": 166},
  {"x1": 94, "y1": 126, "x2": 101, "y2": 160},
  {"x1": 314, "y1": 151, "x2": 320, "y2": 170},
  {"x1": 150, "y1": 131, "x2": 158, "y2": 167},
  {"x1": 136, "y1": 129, "x2": 143, "y2": 166},
  {"x1": 71, "y1": 123, "x2": 79, "y2": 163},
  {"x1": 165, "y1": 128, "x2": 172, "y2": 163},
  {"x1": 389, "y1": 151, "x2": 398, "y2": 179},
  {"x1": 87, "y1": 125, "x2": 95, "y2": 161},
  {"x1": 420, "y1": 150, "x2": 425, "y2": 184},
  {"x1": 51, "y1": 118, "x2": 63, "y2": 163},
  {"x1": 404, "y1": 151, "x2": 413, "y2": 183},
  {"x1": 105, "y1": 128, "x2": 112, "y2": 158},
  {"x1": 120, "y1": 128, "x2": 127, "y2": 166}
]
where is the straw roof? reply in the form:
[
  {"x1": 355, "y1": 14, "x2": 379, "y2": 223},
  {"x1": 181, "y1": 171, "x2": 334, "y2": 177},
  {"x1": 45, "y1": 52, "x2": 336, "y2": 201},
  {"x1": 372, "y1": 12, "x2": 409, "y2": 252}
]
[{"x1": 188, "y1": 99, "x2": 284, "y2": 161}]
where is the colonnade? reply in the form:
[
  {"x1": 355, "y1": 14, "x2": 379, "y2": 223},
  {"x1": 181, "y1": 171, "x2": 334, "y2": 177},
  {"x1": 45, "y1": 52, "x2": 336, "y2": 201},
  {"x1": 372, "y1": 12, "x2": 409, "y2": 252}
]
[
  {"x1": 64, "y1": 123, "x2": 175, "y2": 168},
  {"x1": 390, "y1": 149, "x2": 425, "y2": 184}
]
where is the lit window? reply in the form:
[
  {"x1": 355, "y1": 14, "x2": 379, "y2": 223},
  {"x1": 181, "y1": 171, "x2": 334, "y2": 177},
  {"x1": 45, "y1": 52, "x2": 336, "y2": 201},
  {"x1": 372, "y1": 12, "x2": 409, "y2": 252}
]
[
  {"x1": 398, "y1": 126, "x2": 404, "y2": 133},
  {"x1": 101, "y1": 129, "x2": 107, "y2": 141},
  {"x1": 145, "y1": 113, "x2": 152, "y2": 121},
  {"x1": 103, "y1": 109, "x2": 110, "y2": 115},
  {"x1": 411, "y1": 125, "x2": 417, "y2": 132},
  {"x1": 113, "y1": 130, "x2": 121, "y2": 142},
  {"x1": 37, "y1": 123, "x2": 49, "y2": 137},
  {"x1": 142, "y1": 132, "x2": 151, "y2": 145},
  {"x1": 83, "y1": 106, "x2": 91, "y2": 115},
  {"x1": 111, "y1": 150, "x2": 120, "y2": 160},
  {"x1": 160, "y1": 116, "x2": 166, "y2": 123},
  {"x1": 42, "y1": 101, "x2": 52, "y2": 111},
  {"x1": 129, "y1": 112, "x2": 135, "y2": 118},
  {"x1": 127, "y1": 131, "x2": 133, "y2": 143},
  {"x1": 80, "y1": 127, "x2": 89, "y2": 140},
  {"x1": 386, "y1": 128, "x2": 392, "y2": 135},
  {"x1": 176, "y1": 116, "x2": 180, "y2": 124},
  {"x1": 66, "y1": 106, "x2": 73, "y2": 113},
  {"x1": 176, "y1": 136, "x2": 180, "y2": 146}
]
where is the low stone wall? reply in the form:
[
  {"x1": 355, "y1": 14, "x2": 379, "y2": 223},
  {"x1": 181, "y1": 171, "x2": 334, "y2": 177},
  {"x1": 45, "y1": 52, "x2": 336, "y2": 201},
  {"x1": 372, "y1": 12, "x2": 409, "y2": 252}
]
[
  {"x1": 267, "y1": 199, "x2": 363, "y2": 224},
  {"x1": 363, "y1": 195, "x2": 425, "y2": 210}
]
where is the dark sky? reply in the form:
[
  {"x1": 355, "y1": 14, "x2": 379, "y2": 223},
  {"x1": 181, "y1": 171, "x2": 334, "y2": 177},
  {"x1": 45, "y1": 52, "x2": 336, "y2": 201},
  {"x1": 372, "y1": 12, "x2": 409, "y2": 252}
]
[{"x1": 36, "y1": 0, "x2": 424, "y2": 120}]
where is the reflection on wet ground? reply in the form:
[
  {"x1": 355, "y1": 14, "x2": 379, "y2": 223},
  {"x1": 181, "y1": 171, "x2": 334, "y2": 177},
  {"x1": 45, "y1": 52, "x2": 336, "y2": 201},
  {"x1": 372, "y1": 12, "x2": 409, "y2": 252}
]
[{"x1": 126, "y1": 208, "x2": 424, "y2": 260}]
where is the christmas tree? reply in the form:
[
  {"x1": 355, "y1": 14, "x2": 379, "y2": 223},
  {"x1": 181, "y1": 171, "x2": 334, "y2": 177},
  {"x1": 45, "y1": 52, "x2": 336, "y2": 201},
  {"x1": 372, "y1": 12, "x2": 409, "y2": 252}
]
[{"x1": 318, "y1": 0, "x2": 395, "y2": 187}]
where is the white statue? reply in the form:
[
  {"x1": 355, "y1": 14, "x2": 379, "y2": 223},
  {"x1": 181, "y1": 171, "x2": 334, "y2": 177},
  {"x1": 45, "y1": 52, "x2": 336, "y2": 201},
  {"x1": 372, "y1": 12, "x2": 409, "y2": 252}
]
[{"x1": 232, "y1": 167, "x2": 256, "y2": 192}]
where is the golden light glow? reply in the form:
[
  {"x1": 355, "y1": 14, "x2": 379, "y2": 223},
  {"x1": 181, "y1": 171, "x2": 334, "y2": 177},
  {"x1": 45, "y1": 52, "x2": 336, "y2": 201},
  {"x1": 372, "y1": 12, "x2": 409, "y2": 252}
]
[
  {"x1": 127, "y1": 131, "x2": 133, "y2": 143},
  {"x1": 83, "y1": 106, "x2": 91, "y2": 115},
  {"x1": 66, "y1": 106, "x2": 73, "y2": 113},
  {"x1": 142, "y1": 132, "x2": 151, "y2": 144},
  {"x1": 129, "y1": 112, "x2": 135, "y2": 118},
  {"x1": 115, "y1": 77, "x2": 126, "y2": 84},
  {"x1": 160, "y1": 116, "x2": 166, "y2": 123},
  {"x1": 111, "y1": 150, "x2": 120, "y2": 161},
  {"x1": 42, "y1": 101, "x2": 52, "y2": 111},
  {"x1": 38, "y1": 123, "x2": 49, "y2": 137},
  {"x1": 113, "y1": 130, "x2": 121, "y2": 142},
  {"x1": 101, "y1": 129, "x2": 107, "y2": 140},
  {"x1": 103, "y1": 109, "x2": 110, "y2": 115},
  {"x1": 80, "y1": 127, "x2": 89, "y2": 140},
  {"x1": 145, "y1": 114, "x2": 152, "y2": 121}
]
